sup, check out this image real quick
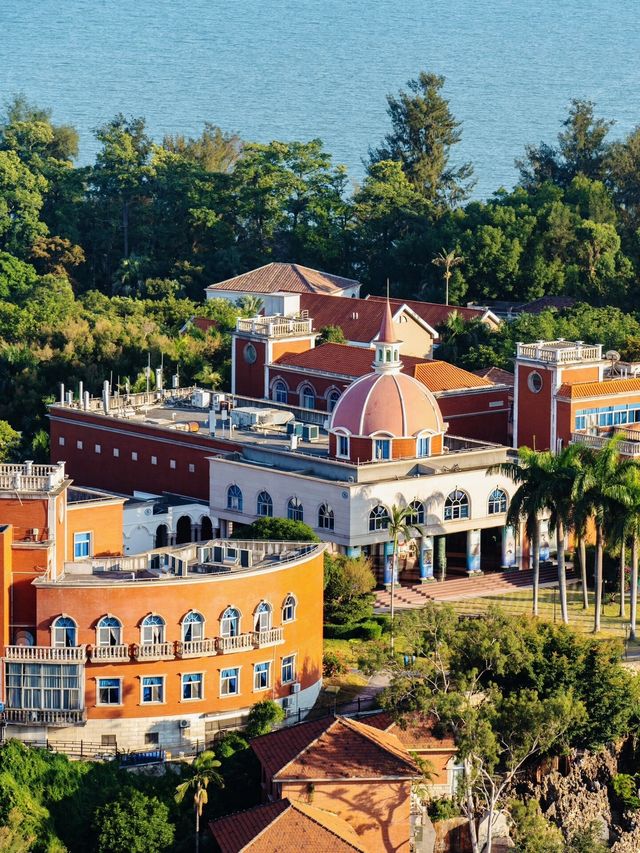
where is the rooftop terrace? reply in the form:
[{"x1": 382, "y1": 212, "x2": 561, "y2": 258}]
[
  {"x1": 0, "y1": 462, "x2": 67, "y2": 494},
  {"x1": 516, "y1": 340, "x2": 603, "y2": 364}
]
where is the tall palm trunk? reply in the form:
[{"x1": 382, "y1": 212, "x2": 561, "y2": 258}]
[
  {"x1": 556, "y1": 520, "x2": 569, "y2": 624},
  {"x1": 389, "y1": 536, "x2": 397, "y2": 653},
  {"x1": 631, "y1": 536, "x2": 638, "y2": 642},
  {"x1": 579, "y1": 537, "x2": 588, "y2": 609},
  {"x1": 594, "y1": 526, "x2": 604, "y2": 634},
  {"x1": 620, "y1": 540, "x2": 627, "y2": 618},
  {"x1": 532, "y1": 519, "x2": 540, "y2": 616}
]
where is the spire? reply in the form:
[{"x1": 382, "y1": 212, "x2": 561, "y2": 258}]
[{"x1": 374, "y1": 281, "x2": 402, "y2": 373}]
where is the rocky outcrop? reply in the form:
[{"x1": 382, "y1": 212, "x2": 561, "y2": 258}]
[{"x1": 611, "y1": 818, "x2": 640, "y2": 853}]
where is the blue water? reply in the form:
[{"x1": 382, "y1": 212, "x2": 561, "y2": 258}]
[{"x1": 2, "y1": 0, "x2": 640, "y2": 198}]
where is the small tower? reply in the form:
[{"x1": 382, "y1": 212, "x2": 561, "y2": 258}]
[{"x1": 373, "y1": 298, "x2": 402, "y2": 374}]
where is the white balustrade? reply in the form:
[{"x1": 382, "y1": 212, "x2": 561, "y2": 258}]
[
  {"x1": 3, "y1": 645, "x2": 87, "y2": 662},
  {"x1": 216, "y1": 633, "x2": 254, "y2": 653},
  {"x1": 175, "y1": 638, "x2": 218, "y2": 658},
  {"x1": 253, "y1": 627, "x2": 284, "y2": 647},
  {"x1": 133, "y1": 642, "x2": 175, "y2": 660},
  {"x1": 2, "y1": 708, "x2": 86, "y2": 725},
  {"x1": 88, "y1": 644, "x2": 131, "y2": 662}
]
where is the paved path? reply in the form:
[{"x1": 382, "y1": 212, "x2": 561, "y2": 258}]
[{"x1": 375, "y1": 565, "x2": 577, "y2": 611}]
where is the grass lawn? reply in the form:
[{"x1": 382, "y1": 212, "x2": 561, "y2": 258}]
[{"x1": 451, "y1": 586, "x2": 640, "y2": 646}]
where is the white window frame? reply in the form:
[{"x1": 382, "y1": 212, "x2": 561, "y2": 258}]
[
  {"x1": 220, "y1": 607, "x2": 241, "y2": 638},
  {"x1": 51, "y1": 615, "x2": 78, "y2": 648},
  {"x1": 58, "y1": 436, "x2": 65, "y2": 446},
  {"x1": 141, "y1": 614, "x2": 166, "y2": 645},
  {"x1": 336, "y1": 433, "x2": 350, "y2": 459},
  {"x1": 255, "y1": 602, "x2": 272, "y2": 632},
  {"x1": 281, "y1": 654, "x2": 296, "y2": 685},
  {"x1": 253, "y1": 661, "x2": 271, "y2": 692},
  {"x1": 96, "y1": 615, "x2": 122, "y2": 647},
  {"x1": 73, "y1": 531, "x2": 92, "y2": 560},
  {"x1": 151, "y1": 455, "x2": 157, "y2": 465},
  {"x1": 170, "y1": 459, "x2": 176, "y2": 469},
  {"x1": 76, "y1": 440, "x2": 83, "y2": 450},
  {"x1": 113, "y1": 448, "x2": 119, "y2": 458},
  {"x1": 182, "y1": 611, "x2": 204, "y2": 642},
  {"x1": 131, "y1": 451, "x2": 138, "y2": 461},
  {"x1": 220, "y1": 667, "x2": 240, "y2": 697},
  {"x1": 181, "y1": 672, "x2": 204, "y2": 701},
  {"x1": 282, "y1": 595, "x2": 297, "y2": 623},
  {"x1": 374, "y1": 437, "x2": 391, "y2": 460},
  {"x1": 141, "y1": 675, "x2": 165, "y2": 704},
  {"x1": 96, "y1": 677, "x2": 122, "y2": 706},
  {"x1": 94, "y1": 443, "x2": 101, "y2": 454}
]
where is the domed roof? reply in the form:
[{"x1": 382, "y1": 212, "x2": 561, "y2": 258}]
[{"x1": 329, "y1": 371, "x2": 445, "y2": 438}]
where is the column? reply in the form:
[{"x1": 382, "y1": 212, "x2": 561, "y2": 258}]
[
  {"x1": 467, "y1": 529, "x2": 481, "y2": 574},
  {"x1": 436, "y1": 535, "x2": 447, "y2": 581},
  {"x1": 539, "y1": 519, "x2": 550, "y2": 563},
  {"x1": 383, "y1": 541, "x2": 395, "y2": 586},
  {"x1": 501, "y1": 525, "x2": 517, "y2": 569},
  {"x1": 346, "y1": 546, "x2": 362, "y2": 559},
  {"x1": 419, "y1": 536, "x2": 434, "y2": 582}
]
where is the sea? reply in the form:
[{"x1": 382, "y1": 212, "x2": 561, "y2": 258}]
[{"x1": 2, "y1": 0, "x2": 640, "y2": 199}]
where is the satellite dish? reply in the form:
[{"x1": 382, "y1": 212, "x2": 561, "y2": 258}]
[{"x1": 605, "y1": 350, "x2": 621, "y2": 362}]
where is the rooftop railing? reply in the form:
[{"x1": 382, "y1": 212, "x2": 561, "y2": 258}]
[
  {"x1": 517, "y1": 341, "x2": 602, "y2": 364},
  {"x1": 236, "y1": 316, "x2": 313, "y2": 338},
  {"x1": 571, "y1": 431, "x2": 640, "y2": 457},
  {"x1": 0, "y1": 462, "x2": 66, "y2": 493}
]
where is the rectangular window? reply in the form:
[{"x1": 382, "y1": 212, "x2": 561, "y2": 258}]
[
  {"x1": 94, "y1": 443, "x2": 101, "y2": 454},
  {"x1": 575, "y1": 415, "x2": 587, "y2": 431},
  {"x1": 417, "y1": 436, "x2": 430, "y2": 457},
  {"x1": 58, "y1": 436, "x2": 65, "y2": 446},
  {"x1": 101, "y1": 734, "x2": 117, "y2": 747},
  {"x1": 145, "y1": 732, "x2": 159, "y2": 745},
  {"x1": 188, "y1": 463, "x2": 195, "y2": 473},
  {"x1": 97, "y1": 678, "x2": 121, "y2": 705},
  {"x1": 141, "y1": 676, "x2": 164, "y2": 704},
  {"x1": 170, "y1": 459, "x2": 176, "y2": 469},
  {"x1": 131, "y1": 451, "x2": 138, "y2": 461},
  {"x1": 151, "y1": 455, "x2": 157, "y2": 465},
  {"x1": 220, "y1": 668, "x2": 239, "y2": 697},
  {"x1": 254, "y1": 662, "x2": 271, "y2": 691},
  {"x1": 182, "y1": 673, "x2": 203, "y2": 700},
  {"x1": 337, "y1": 435, "x2": 349, "y2": 457},
  {"x1": 374, "y1": 438, "x2": 390, "y2": 460},
  {"x1": 76, "y1": 440, "x2": 83, "y2": 450},
  {"x1": 281, "y1": 655, "x2": 296, "y2": 685},
  {"x1": 73, "y1": 531, "x2": 91, "y2": 559},
  {"x1": 113, "y1": 448, "x2": 120, "y2": 458},
  {"x1": 5, "y1": 663, "x2": 81, "y2": 711}
]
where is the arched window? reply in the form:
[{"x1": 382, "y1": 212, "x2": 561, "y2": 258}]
[
  {"x1": 221, "y1": 607, "x2": 240, "y2": 638},
  {"x1": 272, "y1": 380, "x2": 288, "y2": 404},
  {"x1": 318, "y1": 504, "x2": 335, "y2": 530},
  {"x1": 488, "y1": 488, "x2": 508, "y2": 515},
  {"x1": 282, "y1": 594, "x2": 297, "y2": 623},
  {"x1": 300, "y1": 384, "x2": 316, "y2": 410},
  {"x1": 96, "y1": 615, "x2": 122, "y2": 647},
  {"x1": 444, "y1": 490, "x2": 470, "y2": 521},
  {"x1": 182, "y1": 611, "x2": 204, "y2": 642},
  {"x1": 407, "y1": 500, "x2": 425, "y2": 526},
  {"x1": 327, "y1": 389, "x2": 341, "y2": 412},
  {"x1": 52, "y1": 616, "x2": 77, "y2": 648},
  {"x1": 288, "y1": 497, "x2": 304, "y2": 522},
  {"x1": 369, "y1": 504, "x2": 390, "y2": 532},
  {"x1": 257, "y1": 491, "x2": 273, "y2": 517},
  {"x1": 141, "y1": 614, "x2": 165, "y2": 645},
  {"x1": 255, "y1": 601, "x2": 272, "y2": 632},
  {"x1": 227, "y1": 484, "x2": 243, "y2": 512}
]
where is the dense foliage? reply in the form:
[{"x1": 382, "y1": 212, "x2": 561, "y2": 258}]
[{"x1": 3, "y1": 84, "x2": 640, "y2": 451}]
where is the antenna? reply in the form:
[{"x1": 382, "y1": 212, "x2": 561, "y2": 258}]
[{"x1": 605, "y1": 350, "x2": 621, "y2": 377}]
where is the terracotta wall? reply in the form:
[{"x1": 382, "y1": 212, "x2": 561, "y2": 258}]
[
  {"x1": 234, "y1": 338, "x2": 267, "y2": 398},
  {"x1": 516, "y1": 365, "x2": 554, "y2": 450},
  {"x1": 280, "y1": 779, "x2": 412, "y2": 852},
  {"x1": 66, "y1": 501, "x2": 124, "y2": 559}
]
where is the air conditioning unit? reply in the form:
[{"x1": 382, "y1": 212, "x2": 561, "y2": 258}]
[
  {"x1": 281, "y1": 696, "x2": 293, "y2": 712},
  {"x1": 178, "y1": 719, "x2": 191, "y2": 729},
  {"x1": 302, "y1": 424, "x2": 319, "y2": 442},
  {"x1": 291, "y1": 682, "x2": 301, "y2": 694}
]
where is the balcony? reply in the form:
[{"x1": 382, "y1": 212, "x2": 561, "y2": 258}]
[
  {"x1": 2, "y1": 708, "x2": 86, "y2": 726},
  {"x1": 133, "y1": 642, "x2": 175, "y2": 661},
  {"x1": 3, "y1": 645, "x2": 87, "y2": 662},
  {"x1": 216, "y1": 633, "x2": 254, "y2": 654},
  {"x1": 88, "y1": 644, "x2": 131, "y2": 662},
  {"x1": 175, "y1": 638, "x2": 218, "y2": 658},
  {"x1": 571, "y1": 432, "x2": 640, "y2": 457},
  {"x1": 517, "y1": 341, "x2": 602, "y2": 364},
  {"x1": 236, "y1": 316, "x2": 313, "y2": 339},
  {"x1": 253, "y1": 627, "x2": 284, "y2": 648}
]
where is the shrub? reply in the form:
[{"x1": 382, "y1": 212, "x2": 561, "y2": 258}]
[
  {"x1": 427, "y1": 797, "x2": 461, "y2": 822},
  {"x1": 612, "y1": 773, "x2": 640, "y2": 810},
  {"x1": 353, "y1": 620, "x2": 382, "y2": 640},
  {"x1": 323, "y1": 651, "x2": 347, "y2": 677},
  {"x1": 245, "y1": 700, "x2": 285, "y2": 738},
  {"x1": 232, "y1": 517, "x2": 319, "y2": 542}
]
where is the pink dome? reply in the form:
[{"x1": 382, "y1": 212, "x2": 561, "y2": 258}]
[{"x1": 330, "y1": 372, "x2": 444, "y2": 437}]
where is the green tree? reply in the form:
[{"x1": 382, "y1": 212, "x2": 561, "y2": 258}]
[
  {"x1": 231, "y1": 516, "x2": 319, "y2": 542},
  {"x1": 431, "y1": 248, "x2": 463, "y2": 306},
  {"x1": 324, "y1": 553, "x2": 376, "y2": 626},
  {"x1": 317, "y1": 324, "x2": 346, "y2": 344},
  {"x1": 387, "y1": 503, "x2": 423, "y2": 651},
  {"x1": 94, "y1": 789, "x2": 174, "y2": 853},
  {"x1": 0, "y1": 150, "x2": 47, "y2": 256},
  {"x1": 0, "y1": 420, "x2": 20, "y2": 462},
  {"x1": 163, "y1": 123, "x2": 242, "y2": 173},
  {"x1": 370, "y1": 71, "x2": 474, "y2": 206},
  {"x1": 245, "y1": 699, "x2": 286, "y2": 738},
  {"x1": 175, "y1": 750, "x2": 223, "y2": 853}
]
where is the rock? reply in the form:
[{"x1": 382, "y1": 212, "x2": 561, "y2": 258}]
[
  {"x1": 478, "y1": 810, "x2": 510, "y2": 844},
  {"x1": 612, "y1": 823, "x2": 640, "y2": 853}
]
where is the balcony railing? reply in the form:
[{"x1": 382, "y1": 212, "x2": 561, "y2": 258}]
[
  {"x1": 133, "y1": 642, "x2": 175, "y2": 661},
  {"x1": 175, "y1": 638, "x2": 218, "y2": 658},
  {"x1": 88, "y1": 644, "x2": 131, "y2": 662},
  {"x1": 235, "y1": 317, "x2": 313, "y2": 338},
  {"x1": 216, "y1": 633, "x2": 254, "y2": 653},
  {"x1": 253, "y1": 627, "x2": 284, "y2": 648},
  {"x1": 3, "y1": 645, "x2": 87, "y2": 662},
  {"x1": 571, "y1": 432, "x2": 640, "y2": 457},
  {"x1": 2, "y1": 707, "x2": 86, "y2": 726},
  {"x1": 517, "y1": 342, "x2": 602, "y2": 364}
]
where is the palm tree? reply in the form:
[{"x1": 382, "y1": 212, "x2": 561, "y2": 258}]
[
  {"x1": 237, "y1": 295, "x2": 264, "y2": 317},
  {"x1": 490, "y1": 448, "x2": 550, "y2": 616},
  {"x1": 573, "y1": 435, "x2": 637, "y2": 633},
  {"x1": 387, "y1": 503, "x2": 423, "y2": 653},
  {"x1": 616, "y1": 471, "x2": 640, "y2": 640},
  {"x1": 432, "y1": 248, "x2": 464, "y2": 306},
  {"x1": 175, "y1": 750, "x2": 224, "y2": 853}
]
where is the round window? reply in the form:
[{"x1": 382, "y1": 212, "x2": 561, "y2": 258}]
[
  {"x1": 243, "y1": 343, "x2": 257, "y2": 365},
  {"x1": 528, "y1": 371, "x2": 543, "y2": 393}
]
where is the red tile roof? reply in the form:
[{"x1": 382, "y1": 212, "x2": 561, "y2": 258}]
[
  {"x1": 473, "y1": 366, "x2": 515, "y2": 387},
  {"x1": 192, "y1": 317, "x2": 218, "y2": 333},
  {"x1": 209, "y1": 798, "x2": 366, "y2": 852},
  {"x1": 361, "y1": 711, "x2": 456, "y2": 752},
  {"x1": 206, "y1": 263, "x2": 360, "y2": 296},
  {"x1": 557, "y1": 377, "x2": 640, "y2": 399},
  {"x1": 272, "y1": 343, "x2": 490, "y2": 393},
  {"x1": 366, "y1": 295, "x2": 497, "y2": 327},
  {"x1": 251, "y1": 716, "x2": 420, "y2": 782}
]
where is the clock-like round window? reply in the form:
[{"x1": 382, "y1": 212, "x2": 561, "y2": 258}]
[
  {"x1": 528, "y1": 371, "x2": 543, "y2": 393},
  {"x1": 243, "y1": 343, "x2": 257, "y2": 365}
]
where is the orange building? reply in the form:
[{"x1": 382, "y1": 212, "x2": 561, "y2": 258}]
[
  {"x1": 0, "y1": 463, "x2": 325, "y2": 750},
  {"x1": 250, "y1": 715, "x2": 421, "y2": 853}
]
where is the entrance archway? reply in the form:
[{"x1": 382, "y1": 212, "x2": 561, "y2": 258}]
[
  {"x1": 200, "y1": 516, "x2": 213, "y2": 541},
  {"x1": 176, "y1": 515, "x2": 192, "y2": 545},
  {"x1": 155, "y1": 524, "x2": 169, "y2": 548}
]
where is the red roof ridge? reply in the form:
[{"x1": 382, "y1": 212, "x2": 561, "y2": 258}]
[
  {"x1": 336, "y1": 716, "x2": 421, "y2": 771},
  {"x1": 288, "y1": 800, "x2": 367, "y2": 851}
]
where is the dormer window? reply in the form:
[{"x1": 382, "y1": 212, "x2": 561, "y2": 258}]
[
  {"x1": 417, "y1": 435, "x2": 431, "y2": 457},
  {"x1": 337, "y1": 434, "x2": 350, "y2": 458},
  {"x1": 374, "y1": 438, "x2": 391, "y2": 460}
]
